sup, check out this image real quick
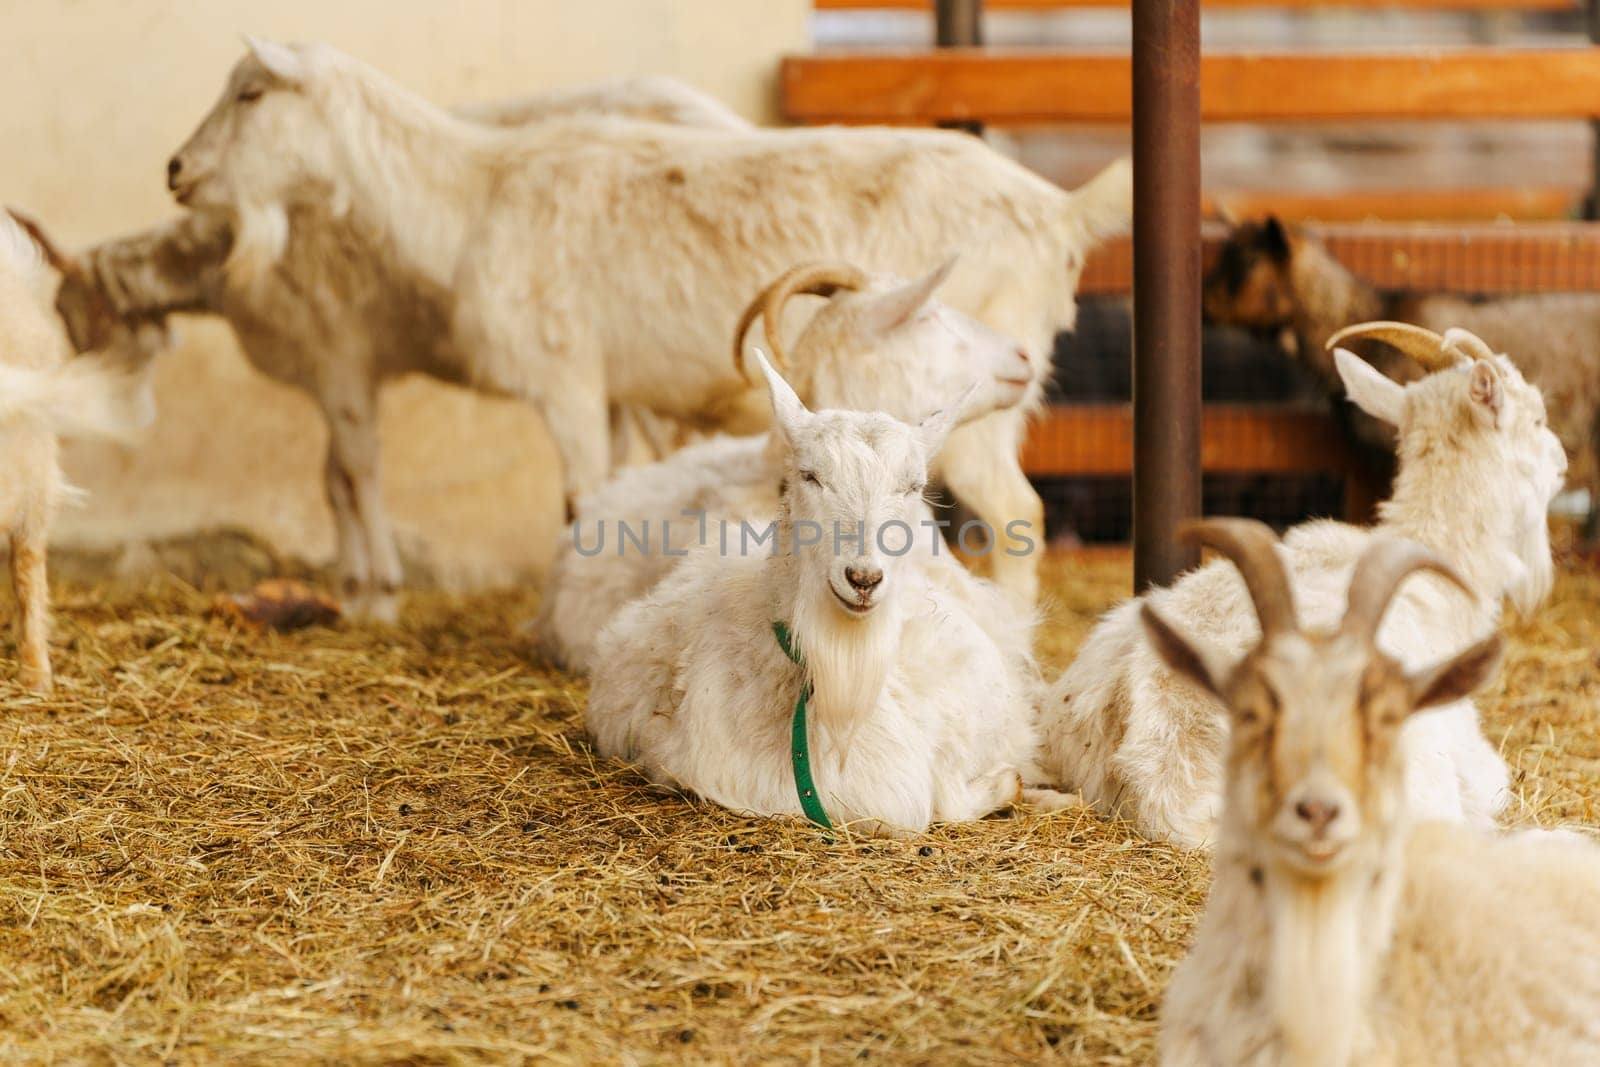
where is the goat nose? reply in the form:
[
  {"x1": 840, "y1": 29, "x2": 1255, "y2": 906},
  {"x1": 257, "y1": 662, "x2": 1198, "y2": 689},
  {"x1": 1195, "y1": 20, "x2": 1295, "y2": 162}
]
[
  {"x1": 1016, "y1": 348, "x2": 1031, "y2": 364},
  {"x1": 167, "y1": 158, "x2": 182, "y2": 190},
  {"x1": 845, "y1": 564, "x2": 883, "y2": 593},
  {"x1": 1295, "y1": 799, "x2": 1339, "y2": 832}
]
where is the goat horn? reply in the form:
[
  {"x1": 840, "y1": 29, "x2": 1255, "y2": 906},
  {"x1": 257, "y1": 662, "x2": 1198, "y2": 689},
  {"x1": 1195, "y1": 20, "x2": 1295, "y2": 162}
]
[
  {"x1": 1341, "y1": 537, "x2": 1474, "y2": 648},
  {"x1": 1441, "y1": 327, "x2": 1498, "y2": 364},
  {"x1": 6, "y1": 207, "x2": 81, "y2": 276},
  {"x1": 1178, "y1": 517, "x2": 1298, "y2": 639},
  {"x1": 732, "y1": 262, "x2": 870, "y2": 382},
  {"x1": 1324, "y1": 320, "x2": 1468, "y2": 373}
]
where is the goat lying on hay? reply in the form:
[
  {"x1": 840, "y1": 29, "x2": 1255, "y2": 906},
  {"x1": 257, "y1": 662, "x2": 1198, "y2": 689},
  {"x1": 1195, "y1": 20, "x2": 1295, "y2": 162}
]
[
  {"x1": 587, "y1": 350, "x2": 1075, "y2": 835},
  {"x1": 1041, "y1": 321, "x2": 1568, "y2": 847},
  {"x1": 1153, "y1": 518, "x2": 1600, "y2": 1067}
]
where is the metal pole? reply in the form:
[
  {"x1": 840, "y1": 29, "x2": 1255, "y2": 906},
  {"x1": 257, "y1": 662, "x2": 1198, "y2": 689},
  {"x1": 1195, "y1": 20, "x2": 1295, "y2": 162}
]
[
  {"x1": 1586, "y1": 0, "x2": 1600, "y2": 219},
  {"x1": 1132, "y1": 0, "x2": 1202, "y2": 591},
  {"x1": 935, "y1": 0, "x2": 984, "y2": 135},
  {"x1": 936, "y1": 0, "x2": 983, "y2": 48}
]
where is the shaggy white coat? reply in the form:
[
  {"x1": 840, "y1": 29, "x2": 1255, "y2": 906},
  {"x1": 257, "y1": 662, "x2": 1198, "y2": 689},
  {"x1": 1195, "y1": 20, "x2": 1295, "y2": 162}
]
[
  {"x1": 586, "y1": 354, "x2": 1067, "y2": 834},
  {"x1": 1040, "y1": 345, "x2": 1568, "y2": 847},
  {"x1": 1154, "y1": 585, "x2": 1600, "y2": 1066}
]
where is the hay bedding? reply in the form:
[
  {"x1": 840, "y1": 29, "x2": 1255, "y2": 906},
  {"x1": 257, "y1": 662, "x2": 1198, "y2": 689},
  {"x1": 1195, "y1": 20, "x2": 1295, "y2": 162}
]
[{"x1": 0, "y1": 554, "x2": 1594, "y2": 1066}]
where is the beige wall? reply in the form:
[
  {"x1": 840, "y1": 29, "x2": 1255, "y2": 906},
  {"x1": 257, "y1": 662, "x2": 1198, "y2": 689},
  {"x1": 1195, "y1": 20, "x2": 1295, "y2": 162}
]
[{"x1": 2, "y1": 0, "x2": 810, "y2": 586}]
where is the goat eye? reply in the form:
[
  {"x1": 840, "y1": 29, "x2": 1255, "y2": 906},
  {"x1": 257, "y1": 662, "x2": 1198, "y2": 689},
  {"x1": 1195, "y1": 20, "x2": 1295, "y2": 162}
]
[
  {"x1": 800, "y1": 471, "x2": 821, "y2": 487},
  {"x1": 237, "y1": 87, "x2": 264, "y2": 103}
]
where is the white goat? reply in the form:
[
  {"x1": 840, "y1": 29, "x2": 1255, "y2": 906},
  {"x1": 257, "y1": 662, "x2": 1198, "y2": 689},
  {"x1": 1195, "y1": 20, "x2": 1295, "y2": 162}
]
[
  {"x1": 23, "y1": 75, "x2": 749, "y2": 620},
  {"x1": 535, "y1": 257, "x2": 1035, "y2": 673},
  {"x1": 1040, "y1": 321, "x2": 1569, "y2": 847},
  {"x1": 1151, "y1": 519, "x2": 1600, "y2": 1067},
  {"x1": 0, "y1": 217, "x2": 153, "y2": 691},
  {"x1": 586, "y1": 351, "x2": 1073, "y2": 834},
  {"x1": 452, "y1": 75, "x2": 749, "y2": 132},
  {"x1": 165, "y1": 38, "x2": 1132, "y2": 606}
]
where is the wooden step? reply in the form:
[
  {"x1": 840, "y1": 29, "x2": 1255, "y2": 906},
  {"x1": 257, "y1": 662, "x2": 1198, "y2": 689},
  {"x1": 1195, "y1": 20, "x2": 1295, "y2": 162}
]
[
  {"x1": 1079, "y1": 222, "x2": 1600, "y2": 296},
  {"x1": 1022, "y1": 404, "x2": 1359, "y2": 477},
  {"x1": 783, "y1": 48, "x2": 1600, "y2": 125},
  {"x1": 1205, "y1": 187, "x2": 1581, "y2": 224}
]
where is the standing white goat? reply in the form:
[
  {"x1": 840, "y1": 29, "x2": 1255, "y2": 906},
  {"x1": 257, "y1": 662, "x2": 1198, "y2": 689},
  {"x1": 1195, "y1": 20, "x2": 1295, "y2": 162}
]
[
  {"x1": 535, "y1": 258, "x2": 1035, "y2": 673},
  {"x1": 0, "y1": 217, "x2": 153, "y2": 691},
  {"x1": 1040, "y1": 321, "x2": 1568, "y2": 847},
  {"x1": 586, "y1": 351, "x2": 1073, "y2": 834},
  {"x1": 21, "y1": 76, "x2": 749, "y2": 620},
  {"x1": 1151, "y1": 519, "x2": 1600, "y2": 1067},
  {"x1": 164, "y1": 38, "x2": 1132, "y2": 605}
]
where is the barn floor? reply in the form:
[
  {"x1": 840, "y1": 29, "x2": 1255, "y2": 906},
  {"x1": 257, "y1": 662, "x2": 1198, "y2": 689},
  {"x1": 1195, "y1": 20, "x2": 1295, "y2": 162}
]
[{"x1": 0, "y1": 552, "x2": 1596, "y2": 1065}]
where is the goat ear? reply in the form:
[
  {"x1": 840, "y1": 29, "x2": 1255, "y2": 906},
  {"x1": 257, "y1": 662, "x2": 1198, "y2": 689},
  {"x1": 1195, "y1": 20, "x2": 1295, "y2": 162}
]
[
  {"x1": 1140, "y1": 602, "x2": 1232, "y2": 699},
  {"x1": 1406, "y1": 632, "x2": 1504, "y2": 712},
  {"x1": 1467, "y1": 360, "x2": 1505, "y2": 426},
  {"x1": 864, "y1": 257, "x2": 956, "y2": 334},
  {"x1": 243, "y1": 35, "x2": 307, "y2": 84},
  {"x1": 750, "y1": 346, "x2": 810, "y2": 443},
  {"x1": 1334, "y1": 347, "x2": 1405, "y2": 426},
  {"x1": 1260, "y1": 215, "x2": 1291, "y2": 261}
]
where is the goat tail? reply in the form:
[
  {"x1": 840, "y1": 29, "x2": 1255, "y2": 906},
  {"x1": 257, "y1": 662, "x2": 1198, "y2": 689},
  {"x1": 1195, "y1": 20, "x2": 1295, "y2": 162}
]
[
  {"x1": 1062, "y1": 157, "x2": 1133, "y2": 250},
  {"x1": 0, "y1": 355, "x2": 155, "y2": 443}
]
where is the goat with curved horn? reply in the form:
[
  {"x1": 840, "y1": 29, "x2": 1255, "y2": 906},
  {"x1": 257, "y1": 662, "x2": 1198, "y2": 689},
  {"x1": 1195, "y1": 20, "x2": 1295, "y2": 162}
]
[
  {"x1": 1324, "y1": 320, "x2": 1469, "y2": 373},
  {"x1": 732, "y1": 262, "x2": 869, "y2": 380}
]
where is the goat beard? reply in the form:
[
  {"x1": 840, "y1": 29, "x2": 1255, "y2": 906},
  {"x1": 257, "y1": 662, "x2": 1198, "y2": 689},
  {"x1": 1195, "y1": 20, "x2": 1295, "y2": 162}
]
[
  {"x1": 223, "y1": 201, "x2": 290, "y2": 288},
  {"x1": 1264, "y1": 871, "x2": 1374, "y2": 1067},
  {"x1": 1507, "y1": 499, "x2": 1555, "y2": 618},
  {"x1": 791, "y1": 585, "x2": 897, "y2": 771}
]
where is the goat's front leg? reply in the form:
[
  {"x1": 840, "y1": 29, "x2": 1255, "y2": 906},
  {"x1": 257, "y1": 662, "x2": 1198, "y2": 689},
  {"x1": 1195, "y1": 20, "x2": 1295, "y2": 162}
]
[
  {"x1": 539, "y1": 376, "x2": 612, "y2": 524},
  {"x1": 322, "y1": 418, "x2": 371, "y2": 604},
  {"x1": 10, "y1": 525, "x2": 51, "y2": 694},
  {"x1": 934, "y1": 409, "x2": 1044, "y2": 607},
  {"x1": 324, "y1": 398, "x2": 400, "y2": 623}
]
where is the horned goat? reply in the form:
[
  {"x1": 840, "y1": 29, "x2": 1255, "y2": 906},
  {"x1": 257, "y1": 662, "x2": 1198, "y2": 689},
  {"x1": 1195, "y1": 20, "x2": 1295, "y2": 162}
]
[
  {"x1": 1039, "y1": 321, "x2": 1568, "y2": 847},
  {"x1": 534, "y1": 257, "x2": 1036, "y2": 673},
  {"x1": 25, "y1": 75, "x2": 749, "y2": 619},
  {"x1": 1205, "y1": 215, "x2": 1600, "y2": 532},
  {"x1": 0, "y1": 216, "x2": 153, "y2": 692},
  {"x1": 162, "y1": 37, "x2": 1131, "y2": 606},
  {"x1": 1153, "y1": 518, "x2": 1600, "y2": 1067},
  {"x1": 586, "y1": 350, "x2": 1074, "y2": 834}
]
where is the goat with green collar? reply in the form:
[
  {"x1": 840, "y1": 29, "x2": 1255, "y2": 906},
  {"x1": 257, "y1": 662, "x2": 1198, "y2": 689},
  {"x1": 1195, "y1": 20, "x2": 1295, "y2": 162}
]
[{"x1": 585, "y1": 350, "x2": 1075, "y2": 835}]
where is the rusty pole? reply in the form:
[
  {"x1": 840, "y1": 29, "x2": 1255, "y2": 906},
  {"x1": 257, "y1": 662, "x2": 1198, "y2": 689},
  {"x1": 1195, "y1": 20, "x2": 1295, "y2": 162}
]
[
  {"x1": 935, "y1": 0, "x2": 983, "y2": 48},
  {"x1": 1132, "y1": 0, "x2": 1202, "y2": 591},
  {"x1": 935, "y1": 0, "x2": 984, "y2": 135}
]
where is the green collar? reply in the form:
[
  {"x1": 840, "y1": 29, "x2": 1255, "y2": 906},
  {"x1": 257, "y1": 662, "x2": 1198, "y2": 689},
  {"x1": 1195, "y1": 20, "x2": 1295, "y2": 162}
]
[{"x1": 773, "y1": 621, "x2": 833, "y2": 831}]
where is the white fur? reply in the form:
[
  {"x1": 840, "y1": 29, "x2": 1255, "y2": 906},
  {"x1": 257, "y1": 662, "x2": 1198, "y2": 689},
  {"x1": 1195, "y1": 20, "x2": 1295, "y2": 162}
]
[
  {"x1": 0, "y1": 216, "x2": 154, "y2": 692},
  {"x1": 585, "y1": 353, "x2": 1069, "y2": 835},
  {"x1": 1158, "y1": 604, "x2": 1600, "y2": 1066},
  {"x1": 163, "y1": 39, "x2": 1131, "y2": 605},
  {"x1": 48, "y1": 75, "x2": 754, "y2": 619},
  {"x1": 535, "y1": 260, "x2": 1033, "y2": 673},
  {"x1": 1040, "y1": 339, "x2": 1568, "y2": 847}
]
